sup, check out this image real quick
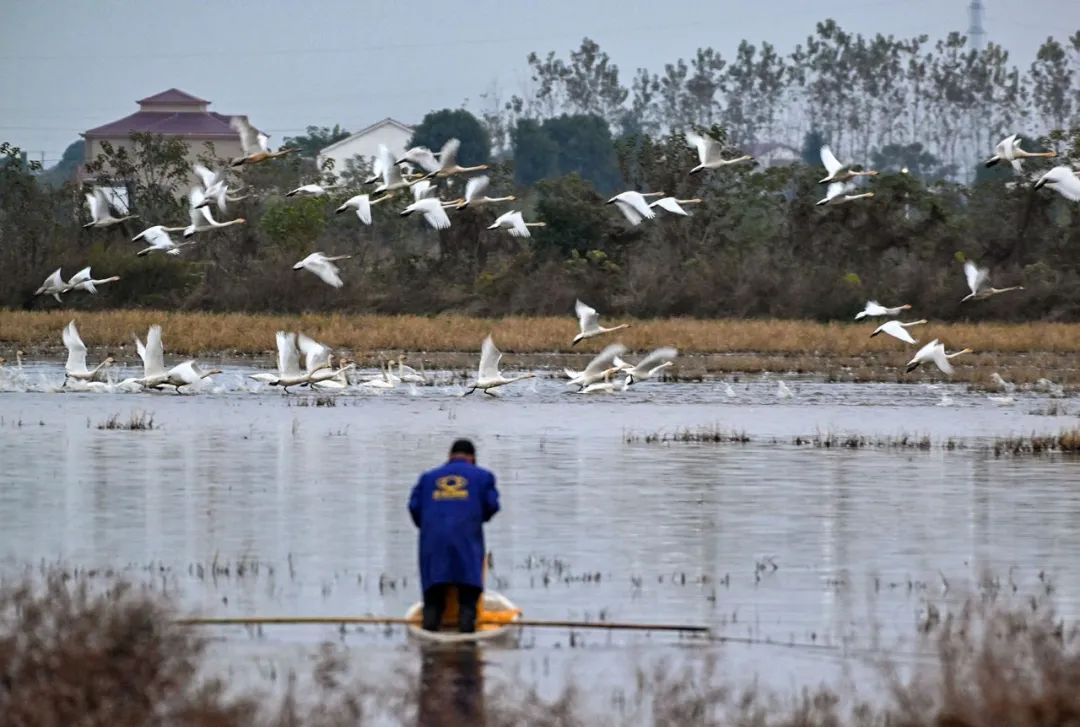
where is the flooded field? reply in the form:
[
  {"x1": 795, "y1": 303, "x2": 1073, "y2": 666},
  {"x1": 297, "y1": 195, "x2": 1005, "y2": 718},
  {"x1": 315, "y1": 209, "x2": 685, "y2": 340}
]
[{"x1": 1, "y1": 360, "x2": 1079, "y2": 712}]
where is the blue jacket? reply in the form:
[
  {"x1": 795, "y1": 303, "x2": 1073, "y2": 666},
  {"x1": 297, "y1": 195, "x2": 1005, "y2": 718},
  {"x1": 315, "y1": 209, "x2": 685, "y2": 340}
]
[{"x1": 409, "y1": 458, "x2": 500, "y2": 592}]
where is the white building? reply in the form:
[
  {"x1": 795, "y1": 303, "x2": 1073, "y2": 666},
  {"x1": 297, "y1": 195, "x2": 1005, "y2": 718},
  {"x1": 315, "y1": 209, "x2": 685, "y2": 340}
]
[{"x1": 317, "y1": 118, "x2": 414, "y2": 180}]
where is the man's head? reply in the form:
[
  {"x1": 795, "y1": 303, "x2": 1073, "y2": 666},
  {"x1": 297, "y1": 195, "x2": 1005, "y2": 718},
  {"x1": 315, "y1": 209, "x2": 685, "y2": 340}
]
[{"x1": 449, "y1": 438, "x2": 476, "y2": 463}]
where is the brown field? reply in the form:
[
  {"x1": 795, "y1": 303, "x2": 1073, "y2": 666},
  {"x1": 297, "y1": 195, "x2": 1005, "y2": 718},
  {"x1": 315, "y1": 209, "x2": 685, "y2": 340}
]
[{"x1": 2, "y1": 309, "x2": 1080, "y2": 386}]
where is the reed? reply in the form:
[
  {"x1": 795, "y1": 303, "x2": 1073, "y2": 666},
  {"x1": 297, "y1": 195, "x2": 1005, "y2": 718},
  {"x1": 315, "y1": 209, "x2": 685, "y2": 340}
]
[{"x1": 5, "y1": 309, "x2": 1080, "y2": 356}]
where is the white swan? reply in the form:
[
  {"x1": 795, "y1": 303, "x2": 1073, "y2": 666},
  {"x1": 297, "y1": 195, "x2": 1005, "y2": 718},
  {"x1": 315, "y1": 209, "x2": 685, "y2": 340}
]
[
  {"x1": 396, "y1": 145, "x2": 442, "y2": 175},
  {"x1": 390, "y1": 355, "x2": 427, "y2": 384},
  {"x1": 776, "y1": 380, "x2": 794, "y2": 399},
  {"x1": 132, "y1": 225, "x2": 194, "y2": 256},
  {"x1": 374, "y1": 144, "x2": 422, "y2": 194},
  {"x1": 411, "y1": 180, "x2": 439, "y2": 202},
  {"x1": 565, "y1": 343, "x2": 627, "y2": 389},
  {"x1": 193, "y1": 164, "x2": 246, "y2": 212},
  {"x1": 961, "y1": 260, "x2": 1023, "y2": 302},
  {"x1": 298, "y1": 333, "x2": 352, "y2": 385},
  {"x1": 487, "y1": 210, "x2": 545, "y2": 237},
  {"x1": 125, "y1": 324, "x2": 169, "y2": 389},
  {"x1": 816, "y1": 182, "x2": 874, "y2": 206},
  {"x1": 455, "y1": 175, "x2": 515, "y2": 209},
  {"x1": 985, "y1": 134, "x2": 1055, "y2": 173},
  {"x1": 84, "y1": 188, "x2": 138, "y2": 228},
  {"x1": 185, "y1": 188, "x2": 246, "y2": 238},
  {"x1": 870, "y1": 319, "x2": 928, "y2": 345},
  {"x1": 35, "y1": 268, "x2": 69, "y2": 302},
  {"x1": 685, "y1": 131, "x2": 753, "y2": 174},
  {"x1": 463, "y1": 335, "x2": 535, "y2": 395},
  {"x1": 1034, "y1": 165, "x2": 1080, "y2": 201},
  {"x1": 285, "y1": 183, "x2": 340, "y2": 198},
  {"x1": 649, "y1": 197, "x2": 702, "y2": 216},
  {"x1": 906, "y1": 339, "x2": 972, "y2": 375},
  {"x1": 249, "y1": 331, "x2": 317, "y2": 391},
  {"x1": 70, "y1": 266, "x2": 121, "y2": 295},
  {"x1": 573, "y1": 299, "x2": 631, "y2": 345},
  {"x1": 360, "y1": 360, "x2": 398, "y2": 389},
  {"x1": 990, "y1": 372, "x2": 1016, "y2": 394},
  {"x1": 61, "y1": 320, "x2": 114, "y2": 384},
  {"x1": 161, "y1": 360, "x2": 223, "y2": 393},
  {"x1": 607, "y1": 191, "x2": 665, "y2": 225},
  {"x1": 615, "y1": 347, "x2": 677, "y2": 386},
  {"x1": 229, "y1": 116, "x2": 297, "y2": 167},
  {"x1": 293, "y1": 252, "x2": 351, "y2": 288},
  {"x1": 819, "y1": 146, "x2": 878, "y2": 184},
  {"x1": 579, "y1": 369, "x2": 625, "y2": 394},
  {"x1": 855, "y1": 301, "x2": 911, "y2": 319},
  {"x1": 416, "y1": 138, "x2": 489, "y2": 179},
  {"x1": 400, "y1": 197, "x2": 452, "y2": 230},
  {"x1": 335, "y1": 193, "x2": 392, "y2": 225}
]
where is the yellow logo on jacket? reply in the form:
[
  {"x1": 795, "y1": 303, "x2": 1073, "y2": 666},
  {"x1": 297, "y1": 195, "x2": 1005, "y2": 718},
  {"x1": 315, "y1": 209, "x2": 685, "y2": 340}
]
[{"x1": 433, "y1": 475, "x2": 469, "y2": 500}]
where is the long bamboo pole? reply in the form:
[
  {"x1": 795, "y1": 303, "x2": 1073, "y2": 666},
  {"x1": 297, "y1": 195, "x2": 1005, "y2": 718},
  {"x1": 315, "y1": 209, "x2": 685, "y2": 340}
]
[{"x1": 177, "y1": 615, "x2": 709, "y2": 633}]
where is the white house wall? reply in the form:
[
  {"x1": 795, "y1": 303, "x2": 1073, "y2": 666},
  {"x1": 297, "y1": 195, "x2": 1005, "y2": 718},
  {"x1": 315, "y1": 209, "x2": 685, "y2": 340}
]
[{"x1": 318, "y1": 124, "x2": 413, "y2": 180}]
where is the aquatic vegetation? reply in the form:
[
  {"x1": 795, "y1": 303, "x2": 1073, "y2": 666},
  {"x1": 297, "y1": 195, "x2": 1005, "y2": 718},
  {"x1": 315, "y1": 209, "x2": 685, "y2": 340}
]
[
  {"x1": 96, "y1": 410, "x2": 154, "y2": 431},
  {"x1": 0, "y1": 570, "x2": 1077, "y2": 725},
  {"x1": 627, "y1": 427, "x2": 1080, "y2": 457}
]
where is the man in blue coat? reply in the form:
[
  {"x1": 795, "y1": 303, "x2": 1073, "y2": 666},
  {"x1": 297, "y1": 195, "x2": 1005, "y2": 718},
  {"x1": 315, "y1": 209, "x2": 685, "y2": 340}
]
[{"x1": 409, "y1": 439, "x2": 500, "y2": 632}]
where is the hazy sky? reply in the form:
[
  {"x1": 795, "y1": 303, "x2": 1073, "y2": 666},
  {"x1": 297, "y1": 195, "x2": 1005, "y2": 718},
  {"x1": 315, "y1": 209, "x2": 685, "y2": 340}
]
[{"x1": 3, "y1": 0, "x2": 1077, "y2": 165}]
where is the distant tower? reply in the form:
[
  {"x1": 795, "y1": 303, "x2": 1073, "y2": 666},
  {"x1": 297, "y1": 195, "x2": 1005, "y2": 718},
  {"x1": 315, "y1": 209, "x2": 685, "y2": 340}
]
[{"x1": 968, "y1": 0, "x2": 987, "y2": 51}]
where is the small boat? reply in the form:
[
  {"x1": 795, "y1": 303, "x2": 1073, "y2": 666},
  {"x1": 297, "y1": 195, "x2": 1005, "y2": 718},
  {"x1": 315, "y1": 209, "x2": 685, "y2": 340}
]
[{"x1": 405, "y1": 590, "x2": 522, "y2": 644}]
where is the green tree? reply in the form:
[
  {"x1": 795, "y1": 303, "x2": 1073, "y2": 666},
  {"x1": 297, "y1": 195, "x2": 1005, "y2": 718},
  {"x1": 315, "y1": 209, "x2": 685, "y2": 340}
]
[
  {"x1": 1030, "y1": 38, "x2": 1074, "y2": 131},
  {"x1": 282, "y1": 125, "x2": 351, "y2": 159},
  {"x1": 801, "y1": 129, "x2": 828, "y2": 166},
  {"x1": 512, "y1": 115, "x2": 620, "y2": 193},
  {"x1": 871, "y1": 142, "x2": 953, "y2": 181},
  {"x1": 534, "y1": 173, "x2": 615, "y2": 255},
  {"x1": 409, "y1": 109, "x2": 490, "y2": 167}
]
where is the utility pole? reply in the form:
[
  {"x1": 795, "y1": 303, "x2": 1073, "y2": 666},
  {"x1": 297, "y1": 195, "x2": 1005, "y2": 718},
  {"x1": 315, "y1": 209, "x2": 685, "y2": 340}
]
[{"x1": 968, "y1": 0, "x2": 986, "y2": 52}]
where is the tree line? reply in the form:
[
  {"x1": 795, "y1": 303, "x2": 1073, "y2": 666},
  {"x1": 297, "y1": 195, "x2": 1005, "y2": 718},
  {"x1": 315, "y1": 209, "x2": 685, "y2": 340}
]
[{"x1": 3, "y1": 20, "x2": 1080, "y2": 322}]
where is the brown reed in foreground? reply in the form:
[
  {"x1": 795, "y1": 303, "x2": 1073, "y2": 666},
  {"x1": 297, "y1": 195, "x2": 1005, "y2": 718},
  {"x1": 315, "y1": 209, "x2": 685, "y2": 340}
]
[
  {"x1": 1, "y1": 571, "x2": 1078, "y2": 725},
  {"x1": 5, "y1": 309, "x2": 1080, "y2": 357}
]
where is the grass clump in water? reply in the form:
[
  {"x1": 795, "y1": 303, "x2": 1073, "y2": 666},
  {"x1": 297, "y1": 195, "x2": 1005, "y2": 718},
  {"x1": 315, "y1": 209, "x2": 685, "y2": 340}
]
[
  {"x1": 992, "y1": 428, "x2": 1080, "y2": 456},
  {"x1": 624, "y1": 426, "x2": 751, "y2": 444},
  {"x1": 96, "y1": 411, "x2": 154, "y2": 431}
]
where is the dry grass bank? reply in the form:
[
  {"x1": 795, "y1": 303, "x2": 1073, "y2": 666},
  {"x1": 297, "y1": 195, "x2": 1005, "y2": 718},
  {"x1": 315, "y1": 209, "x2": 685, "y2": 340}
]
[{"x1": 4, "y1": 309, "x2": 1080, "y2": 356}]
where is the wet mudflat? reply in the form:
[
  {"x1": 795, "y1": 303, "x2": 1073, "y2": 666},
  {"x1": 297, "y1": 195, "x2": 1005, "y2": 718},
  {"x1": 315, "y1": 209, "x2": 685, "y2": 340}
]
[{"x1": 1, "y1": 362, "x2": 1078, "y2": 710}]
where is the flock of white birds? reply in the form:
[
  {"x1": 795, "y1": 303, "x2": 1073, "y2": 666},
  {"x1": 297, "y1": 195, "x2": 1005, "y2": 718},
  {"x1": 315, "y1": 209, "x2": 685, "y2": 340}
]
[{"x1": 21, "y1": 121, "x2": 1080, "y2": 396}]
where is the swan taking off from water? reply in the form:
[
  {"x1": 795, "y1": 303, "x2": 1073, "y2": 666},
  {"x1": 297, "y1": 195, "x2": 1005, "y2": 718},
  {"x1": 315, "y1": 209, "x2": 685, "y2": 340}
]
[
  {"x1": 1034, "y1": 166, "x2": 1080, "y2": 201},
  {"x1": 336, "y1": 193, "x2": 392, "y2": 225},
  {"x1": 454, "y1": 175, "x2": 515, "y2": 209},
  {"x1": 818, "y1": 146, "x2": 878, "y2": 184},
  {"x1": 161, "y1": 361, "x2": 223, "y2": 393},
  {"x1": 293, "y1": 252, "x2": 351, "y2": 288},
  {"x1": 250, "y1": 332, "x2": 317, "y2": 391},
  {"x1": 855, "y1": 301, "x2": 911, "y2": 319},
  {"x1": 870, "y1": 319, "x2": 927, "y2": 345},
  {"x1": 298, "y1": 333, "x2": 353, "y2": 385},
  {"x1": 685, "y1": 131, "x2": 753, "y2": 174},
  {"x1": 132, "y1": 225, "x2": 194, "y2": 256},
  {"x1": 400, "y1": 198, "x2": 452, "y2": 230},
  {"x1": 607, "y1": 191, "x2": 665, "y2": 225},
  {"x1": 84, "y1": 188, "x2": 138, "y2": 229},
  {"x1": 615, "y1": 347, "x2": 677, "y2": 386},
  {"x1": 62, "y1": 320, "x2": 113, "y2": 384},
  {"x1": 229, "y1": 116, "x2": 297, "y2": 167},
  {"x1": 573, "y1": 299, "x2": 630, "y2": 345},
  {"x1": 984, "y1": 134, "x2": 1055, "y2": 173},
  {"x1": 185, "y1": 188, "x2": 246, "y2": 238},
  {"x1": 961, "y1": 260, "x2": 1023, "y2": 302},
  {"x1": 565, "y1": 343, "x2": 627, "y2": 389},
  {"x1": 123, "y1": 324, "x2": 170, "y2": 389},
  {"x1": 463, "y1": 335, "x2": 535, "y2": 396},
  {"x1": 817, "y1": 182, "x2": 874, "y2": 206},
  {"x1": 487, "y1": 210, "x2": 545, "y2": 237},
  {"x1": 649, "y1": 197, "x2": 702, "y2": 216},
  {"x1": 906, "y1": 339, "x2": 972, "y2": 375}
]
